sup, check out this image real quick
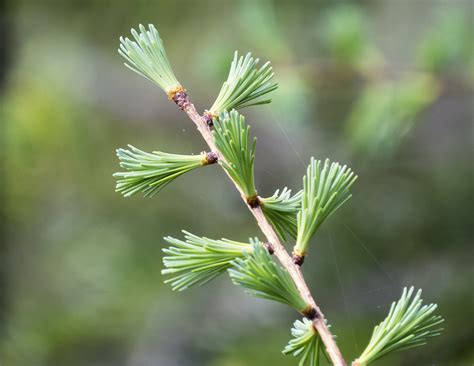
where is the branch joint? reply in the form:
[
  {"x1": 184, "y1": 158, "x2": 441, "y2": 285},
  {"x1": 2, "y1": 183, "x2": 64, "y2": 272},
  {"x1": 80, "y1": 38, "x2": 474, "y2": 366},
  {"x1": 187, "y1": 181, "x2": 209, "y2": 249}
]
[
  {"x1": 202, "y1": 151, "x2": 219, "y2": 165},
  {"x1": 292, "y1": 251, "x2": 306, "y2": 266},
  {"x1": 263, "y1": 242, "x2": 275, "y2": 255},
  {"x1": 246, "y1": 194, "x2": 261, "y2": 208},
  {"x1": 302, "y1": 305, "x2": 318, "y2": 320},
  {"x1": 203, "y1": 110, "x2": 217, "y2": 127},
  {"x1": 168, "y1": 86, "x2": 190, "y2": 110}
]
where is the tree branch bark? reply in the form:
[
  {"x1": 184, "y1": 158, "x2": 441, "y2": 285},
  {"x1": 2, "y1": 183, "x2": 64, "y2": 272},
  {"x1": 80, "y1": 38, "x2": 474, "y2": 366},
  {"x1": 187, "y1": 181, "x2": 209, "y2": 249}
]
[{"x1": 179, "y1": 98, "x2": 346, "y2": 366}]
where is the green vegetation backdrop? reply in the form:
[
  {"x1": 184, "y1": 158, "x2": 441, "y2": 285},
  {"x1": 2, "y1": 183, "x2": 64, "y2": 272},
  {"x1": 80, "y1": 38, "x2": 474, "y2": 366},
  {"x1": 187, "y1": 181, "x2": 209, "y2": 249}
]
[{"x1": 1, "y1": 0, "x2": 473, "y2": 365}]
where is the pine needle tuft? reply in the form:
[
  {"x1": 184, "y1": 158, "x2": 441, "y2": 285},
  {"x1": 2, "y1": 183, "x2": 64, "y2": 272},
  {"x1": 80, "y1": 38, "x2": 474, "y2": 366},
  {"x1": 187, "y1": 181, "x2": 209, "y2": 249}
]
[
  {"x1": 162, "y1": 231, "x2": 253, "y2": 291},
  {"x1": 229, "y1": 243, "x2": 308, "y2": 311},
  {"x1": 354, "y1": 287, "x2": 444, "y2": 366},
  {"x1": 261, "y1": 188, "x2": 302, "y2": 241},
  {"x1": 209, "y1": 51, "x2": 278, "y2": 114},
  {"x1": 113, "y1": 145, "x2": 210, "y2": 197},
  {"x1": 283, "y1": 318, "x2": 323, "y2": 366},
  {"x1": 119, "y1": 24, "x2": 181, "y2": 93},
  {"x1": 294, "y1": 158, "x2": 357, "y2": 257},
  {"x1": 213, "y1": 110, "x2": 257, "y2": 198}
]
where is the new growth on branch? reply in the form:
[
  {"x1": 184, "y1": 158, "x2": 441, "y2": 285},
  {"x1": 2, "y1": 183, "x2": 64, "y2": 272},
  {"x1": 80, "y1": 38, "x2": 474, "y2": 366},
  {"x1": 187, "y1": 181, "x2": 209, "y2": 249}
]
[{"x1": 114, "y1": 24, "x2": 444, "y2": 366}]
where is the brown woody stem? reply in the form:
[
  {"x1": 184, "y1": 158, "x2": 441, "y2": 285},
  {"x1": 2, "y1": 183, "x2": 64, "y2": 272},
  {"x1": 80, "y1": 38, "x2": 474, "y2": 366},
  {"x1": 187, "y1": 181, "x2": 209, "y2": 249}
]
[{"x1": 176, "y1": 93, "x2": 346, "y2": 366}]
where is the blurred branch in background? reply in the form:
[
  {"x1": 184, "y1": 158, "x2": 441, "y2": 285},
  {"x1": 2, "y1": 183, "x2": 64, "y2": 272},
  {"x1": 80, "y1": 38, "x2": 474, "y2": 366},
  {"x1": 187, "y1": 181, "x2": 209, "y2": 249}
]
[
  {"x1": 321, "y1": 3, "x2": 383, "y2": 74},
  {"x1": 319, "y1": 4, "x2": 472, "y2": 158},
  {"x1": 417, "y1": 9, "x2": 474, "y2": 75},
  {"x1": 346, "y1": 74, "x2": 440, "y2": 157}
]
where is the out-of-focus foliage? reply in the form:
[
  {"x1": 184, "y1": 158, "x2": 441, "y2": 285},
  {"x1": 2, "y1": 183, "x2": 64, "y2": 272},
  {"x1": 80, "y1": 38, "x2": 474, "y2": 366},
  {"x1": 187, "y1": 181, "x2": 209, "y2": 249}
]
[
  {"x1": 321, "y1": 5, "x2": 472, "y2": 157},
  {"x1": 346, "y1": 75, "x2": 440, "y2": 156},
  {"x1": 417, "y1": 10, "x2": 474, "y2": 74},
  {"x1": 321, "y1": 4, "x2": 382, "y2": 72},
  {"x1": 1, "y1": 0, "x2": 473, "y2": 365}
]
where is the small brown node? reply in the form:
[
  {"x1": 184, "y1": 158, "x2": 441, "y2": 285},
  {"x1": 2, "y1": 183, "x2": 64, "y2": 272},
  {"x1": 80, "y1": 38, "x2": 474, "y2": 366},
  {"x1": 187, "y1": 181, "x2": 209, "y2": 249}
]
[
  {"x1": 246, "y1": 195, "x2": 260, "y2": 208},
  {"x1": 292, "y1": 253, "x2": 305, "y2": 266},
  {"x1": 302, "y1": 306, "x2": 318, "y2": 320},
  {"x1": 203, "y1": 151, "x2": 218, "y2": 165},
  {"x1": 203, "y1": 111, "x2": 216, "y2": 127},
  {"x1": 168, "y1": 86, "x2": 190, "y2": 110},
  {"x1": 263, "y1": 242, "x2": 275, "y2": 255}
]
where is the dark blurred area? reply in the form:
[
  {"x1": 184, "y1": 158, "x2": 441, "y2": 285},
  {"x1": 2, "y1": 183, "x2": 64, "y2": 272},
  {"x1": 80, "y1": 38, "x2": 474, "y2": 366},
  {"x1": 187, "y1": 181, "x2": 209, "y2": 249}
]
[{"x1": 1, "y1": 0, "x2": 473, "y2": 365}]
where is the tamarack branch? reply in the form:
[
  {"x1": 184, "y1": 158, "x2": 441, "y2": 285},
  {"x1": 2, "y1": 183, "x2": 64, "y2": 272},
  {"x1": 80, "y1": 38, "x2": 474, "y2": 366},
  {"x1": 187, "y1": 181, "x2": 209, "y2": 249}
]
[{"x1": 114, "y1": 24, "x2": 444, "y2": 366}]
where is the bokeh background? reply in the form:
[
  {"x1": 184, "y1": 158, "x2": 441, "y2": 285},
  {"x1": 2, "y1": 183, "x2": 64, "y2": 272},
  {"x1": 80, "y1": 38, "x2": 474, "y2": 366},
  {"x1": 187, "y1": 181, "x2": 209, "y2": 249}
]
[{"x1": 1, "y1": 0, "x2": 473, "y2": 365}]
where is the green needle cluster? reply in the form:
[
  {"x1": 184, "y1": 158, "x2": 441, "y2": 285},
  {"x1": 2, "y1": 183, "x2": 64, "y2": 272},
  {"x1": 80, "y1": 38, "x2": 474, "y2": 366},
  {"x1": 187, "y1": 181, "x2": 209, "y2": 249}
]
[
  {"x1": 229, "y1": 244, "x2": 308, "y2": 312},
  {"x1": 119, "y1": 24, "x2": 181, "y2": 93},
  {"x1": 283, "y1": 318, "x2": 323, "y2": 366},
  {"x1": 162, "y1": 231, "x2": 253, "y2": 291},
  {"x1": 213, "y1": 110, "x2": 257, "y2": 199},
  {"x1": 209, "y1": 51, "x2": 278, "y2": 115},
  {"x1": 261, "y1": 188, "x2": 302, "y2": 240},
  {"x1": 354, "y1": 287, "x2": 444, "y2": 365},
  {"x1": 114, "y1": 145, "x2": 214, "y2": 197},
  {"x1": 294, "y1": 158, "x2": 357, "y2": 258}
]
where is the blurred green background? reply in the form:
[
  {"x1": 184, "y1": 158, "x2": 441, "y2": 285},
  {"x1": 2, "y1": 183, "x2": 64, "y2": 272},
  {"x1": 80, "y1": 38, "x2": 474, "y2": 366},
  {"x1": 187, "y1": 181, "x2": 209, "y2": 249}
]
[{"x1": 1, "y1": 0, "x2": 473, "y2": 365}]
